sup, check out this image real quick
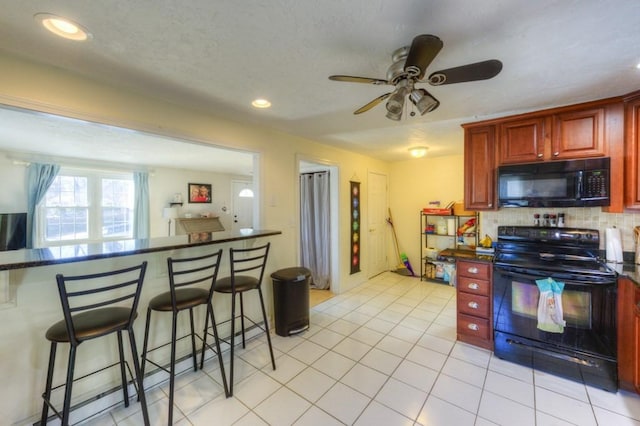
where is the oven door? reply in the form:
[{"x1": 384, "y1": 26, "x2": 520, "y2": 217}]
[{"x1": 493, "y1": 265, "x2": 617, "y2": 391}]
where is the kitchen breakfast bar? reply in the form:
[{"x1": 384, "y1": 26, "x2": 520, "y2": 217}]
[{"x1": 0, "y1": 229, "x2": 281, "y2": 424}]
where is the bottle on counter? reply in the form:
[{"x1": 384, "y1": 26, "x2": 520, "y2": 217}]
[
  {"x1": 543, "y1": 213, "x2": 550, "y2": 227},
  {"x1": 558, "y1": 213, "x2": 565, "y2": 227},
  {"x1": 533, "y1": 214, "x2": 540, "y2": 227},
  {"x1": 549, "y1": 214, "x2": 557, "y2": 227}
]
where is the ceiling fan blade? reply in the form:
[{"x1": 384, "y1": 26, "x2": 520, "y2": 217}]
[
  {"x1": 427, "y1": 59, "x2": 503, "y2": 85},
  {"x1": 403, "y1": 34, "x2": 443, "y2": 79},
  {"x1": 353, "y1": 93, "x2": 391, "y2": 114},
  {"x1": 329, "y1": 75, "x2": 389, "y2": 85}
]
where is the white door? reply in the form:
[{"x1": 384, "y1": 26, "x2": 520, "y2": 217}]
[
  {"x1": 232, "y1": 180, "x2": 254, "y2": 232},
  {"x1": 367, "y1": 171, "x2": 388, "y2": 277}
]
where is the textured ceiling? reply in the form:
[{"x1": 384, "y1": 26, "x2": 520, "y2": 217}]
[{"x1": 0, "y1": 0, "x2": 639, "y2": 166}]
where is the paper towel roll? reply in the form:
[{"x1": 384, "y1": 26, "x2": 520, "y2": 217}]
[
  {"x1": 447, "y1": 218, "x2": 456, "y2": 236},
  {"x1": 605, "y1": 227, "x2": 623, "y2": 263}
]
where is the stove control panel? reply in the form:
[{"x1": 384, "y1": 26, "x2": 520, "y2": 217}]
[{"x1": 497, "y1": 226, "x2": 599, "y2": 246}]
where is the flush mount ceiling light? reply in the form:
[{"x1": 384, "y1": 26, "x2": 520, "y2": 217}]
[
  {"x1": 409, "y1": 146, "x2": 429, "y2": 158},
  {"x1": 251, "y1": 98, "x2": 271, "y2": 108},
  {"x1": 35, "y1": 13, "x2": 91, "y2": 41}
]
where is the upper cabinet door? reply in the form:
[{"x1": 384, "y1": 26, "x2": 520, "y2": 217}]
[
  {"x1": 552, "y1": 107, "x2": 605, "y2": 159},
  {"x1": 498, "y1": 117, "x2": 547, "y2": 164},
  {"x1": 464, "y1": 125, "x2": 496, "y2": 210}
]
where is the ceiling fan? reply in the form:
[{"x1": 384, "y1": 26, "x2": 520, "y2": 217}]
[{"x1": 329, "y1": 34, "x2": 502, "y2": 121}]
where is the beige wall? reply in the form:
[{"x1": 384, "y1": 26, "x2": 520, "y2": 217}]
[
  {"x1": 0, "y1": 52, "x2": 390, "y2": 423},
  {"x1": 389, "y1": 155, "x2": 464, "y2": 273}
]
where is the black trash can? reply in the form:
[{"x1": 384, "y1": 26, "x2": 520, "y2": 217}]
[{"x1": 271, "y1": 267, "x2": 311, "y2": 336}]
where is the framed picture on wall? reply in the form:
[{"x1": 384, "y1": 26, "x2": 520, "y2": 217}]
[{"x1": 188, "y1": 183, "x2": 212, "y2": 203}]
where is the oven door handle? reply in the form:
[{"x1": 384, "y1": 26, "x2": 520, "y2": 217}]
[{"x1": 493, "y1": 265, "x2": 615, "y2": 286}]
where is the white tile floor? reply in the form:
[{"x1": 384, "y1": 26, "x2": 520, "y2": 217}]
[{"x1": 88, "y1": 272, "x2": 640, "y2": 425}]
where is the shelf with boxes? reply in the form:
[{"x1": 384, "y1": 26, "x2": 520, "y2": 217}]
[{"x1": 420, "y1": 203, "x2": 478, "y2": 284}]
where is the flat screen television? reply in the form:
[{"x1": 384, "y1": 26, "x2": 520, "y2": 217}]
[{"x1": 0, "y1": 213, "x2": 27, "y2": 251}]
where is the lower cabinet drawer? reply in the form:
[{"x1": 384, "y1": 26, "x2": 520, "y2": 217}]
[
  {"x1": 457, "y1": 292, "x2": 489, "y2": 318},
  {"x1": 457, "y1": 313, "x2": 490, "y2": 340},
  {"x1": 457, "y1": 276, "x2": 490, "y2": 296}
]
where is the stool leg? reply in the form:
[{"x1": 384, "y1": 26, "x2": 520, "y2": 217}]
[
  {"x1": 189, "y1": 308, "x2": 197, "y2": 371},
  {"x1": 240, "y1": 293, "x2": 246, "y2": 348},
  {"x1": 199, "y1": 303, "x2": 210, "y2": 370},
  {"x1": 140, "y1": 307, "x2": 153, "y2": 379},
  {"x1": 258, "y1": 287, "x2": 276, "y2": 370},
  {"x1": 127, "y1": 329, "x2": 150, "y2": 426},
  {"x1": 40, "y1": 342, "x2": 57, "y2": 425},
  {"x1": 168, "y1": 311, "x2": 178, "y2": 425},
  {"x1": 205, "y1": 302, "x2": 230, "y2": 397},
  {"x1": 229, "y1": 291, "x2": 237, "y2": 396},
  {"x1": 61, "y1": 345, "x2": 77, "y2": 426},
  {"x1": 116, "y1": 331, "x2": 130, "y2": 407}
]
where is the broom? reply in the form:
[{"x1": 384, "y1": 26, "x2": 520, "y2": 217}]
[{"x1": 387, "y1": 208, "x2": 415, "y2": 276}]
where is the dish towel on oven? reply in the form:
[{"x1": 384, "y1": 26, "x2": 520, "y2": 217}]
[{"x1": 535, "y1": 278, "x2": 566, "y2": 333}]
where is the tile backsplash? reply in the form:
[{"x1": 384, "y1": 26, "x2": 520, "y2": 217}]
[{"x1": 480, "y1": 207, "x2": 640, "y2": 251}]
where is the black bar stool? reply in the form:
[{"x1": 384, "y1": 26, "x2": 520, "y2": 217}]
[
  {"x1": 40, "y1": 261, "x2": 150, "y2": 426},
  {"x1": 140, "y1": 249, "x2": 228, "y2": 425},
  {"x1": 212, "y1": 242, "x2": 275, "y2": 395}
]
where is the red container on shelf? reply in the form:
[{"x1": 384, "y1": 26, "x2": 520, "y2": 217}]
[{"x1": 422, "y1": 208, "x2": 452, "y2": 215}]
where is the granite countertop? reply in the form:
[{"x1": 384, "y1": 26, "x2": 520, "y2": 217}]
[
  {"x1": 0, "y1": 229, "x2": 281, "y2": 271},
  {"x1": 436, "y1": 248, "x2": 494, "y2": 263}
]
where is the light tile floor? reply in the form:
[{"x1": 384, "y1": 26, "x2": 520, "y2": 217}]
[{"x1": 88, "y1": 272, "x2": 640, "y2": 425}]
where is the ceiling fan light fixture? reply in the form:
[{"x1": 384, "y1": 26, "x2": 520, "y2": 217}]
[
  {"x1": 410, "y1": 89, "x2": 440, "y2": 115},
  {"x1": 35, "y1": 13, "x2": 91, "y2": 41},
  {"x1": 409, "y1": 146, "x2": 429, "y2": 158},
  {"x1": 385, "y1": 110, "x2": 402, "y2": 121},
  {"x1": 385, "y1": 90, "x2": 405, "y2": 115}
]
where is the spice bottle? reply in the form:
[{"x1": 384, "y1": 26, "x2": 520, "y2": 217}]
[
  {"x1": 533, "y1": 214, "x2": 540, "y2": 227},
  {"x1": 558, "y1": 213, "x2": 565, "y2": 227},
  {"x1": 543, "y1": 213, "x2": 550, "y2": 227},
  {"x1": 549, "y1": 214, "x2": 557, "y2": 227}
]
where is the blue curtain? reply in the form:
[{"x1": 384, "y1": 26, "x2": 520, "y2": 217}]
[
  {"x1": 133, "y1": 171, "x2": 150, "y2": 239},
  {"x1": 26, "y1": 163, "x2": 60, "y2": 248}
]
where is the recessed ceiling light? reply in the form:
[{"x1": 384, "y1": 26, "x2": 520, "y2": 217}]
[
  {"x1": 35, "y1": 13, "x2": 91, "y2": 41},
  {"x1": 409, "y1": 146, "x2": 428, "y2": 158},
  {"x1": 251, "y1": 98, "x2": 271, "y2": 108}
]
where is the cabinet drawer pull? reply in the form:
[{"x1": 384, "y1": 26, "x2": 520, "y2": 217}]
[
  {"x1": 553, "y1": 151, "x2": 559, "y2": 157},
  {"x1": 468, "y1": 323, "x2": 479, "y2": 331},
  {"x1": 467, "y1": 282, "x2": 479, "y2": 290},
  {"x1": 537, "y1": 153, "x2": 543, "y2": 158},
  {"x1": 467, "y1": 267, "x2": 479, "y2": 274},
  {"x1": 468, "y1": 301, "x2": 479, "y2": 309}
]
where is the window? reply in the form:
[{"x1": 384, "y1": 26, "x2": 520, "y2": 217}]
[{"x1": 40, "y1": 169, "x2": 134, "y2": 246}]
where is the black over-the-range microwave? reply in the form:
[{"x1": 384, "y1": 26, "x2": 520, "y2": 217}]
[{"x1": 497, "y1": 157, "x2": 610, "y2": 208}]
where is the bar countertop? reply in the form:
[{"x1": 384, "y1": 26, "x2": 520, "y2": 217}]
[{"x1": 0, "y1": 229, "x2": 282, "y2": 271}]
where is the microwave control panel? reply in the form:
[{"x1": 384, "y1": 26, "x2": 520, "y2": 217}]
[{"x1": 582, "y1": 170, "x2": 608, "y2": 198}]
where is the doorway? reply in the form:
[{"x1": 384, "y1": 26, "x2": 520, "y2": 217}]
[
  {"x1": 298, "y1": 159, "x2": 339, "y2": 301},
  {"x1": 367, "y1": 171, "x2": 388, "y2": 277},
  {"x1": 231, "y1": 179, "x2": 254, "y2": 232}
]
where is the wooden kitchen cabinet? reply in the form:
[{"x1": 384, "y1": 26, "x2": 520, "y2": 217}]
[
  {"x1": 499, "y1": 117, "x2": 548, "y2": 164},
  {"x1": 624, "y1": 91, "x2": 640, "y2": 209},
  {"x1": 463, "y1": 97, "x2": 624, "y2": 212},
  {"x1": 617, "y1": 277, "x2": 640, "y2": 394},
  {"x1": 551, "y1": 106, "x2": 606, "y2": 160},
  {"x1": 456, "y1": 259, "x2": 493, "y2": 350},
  {"x1": 463, "y1": 125, "x2": 496, "y2": 211},
  {"x1": 498, "y1": 106, "x2": 606, "y2": 165}
]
